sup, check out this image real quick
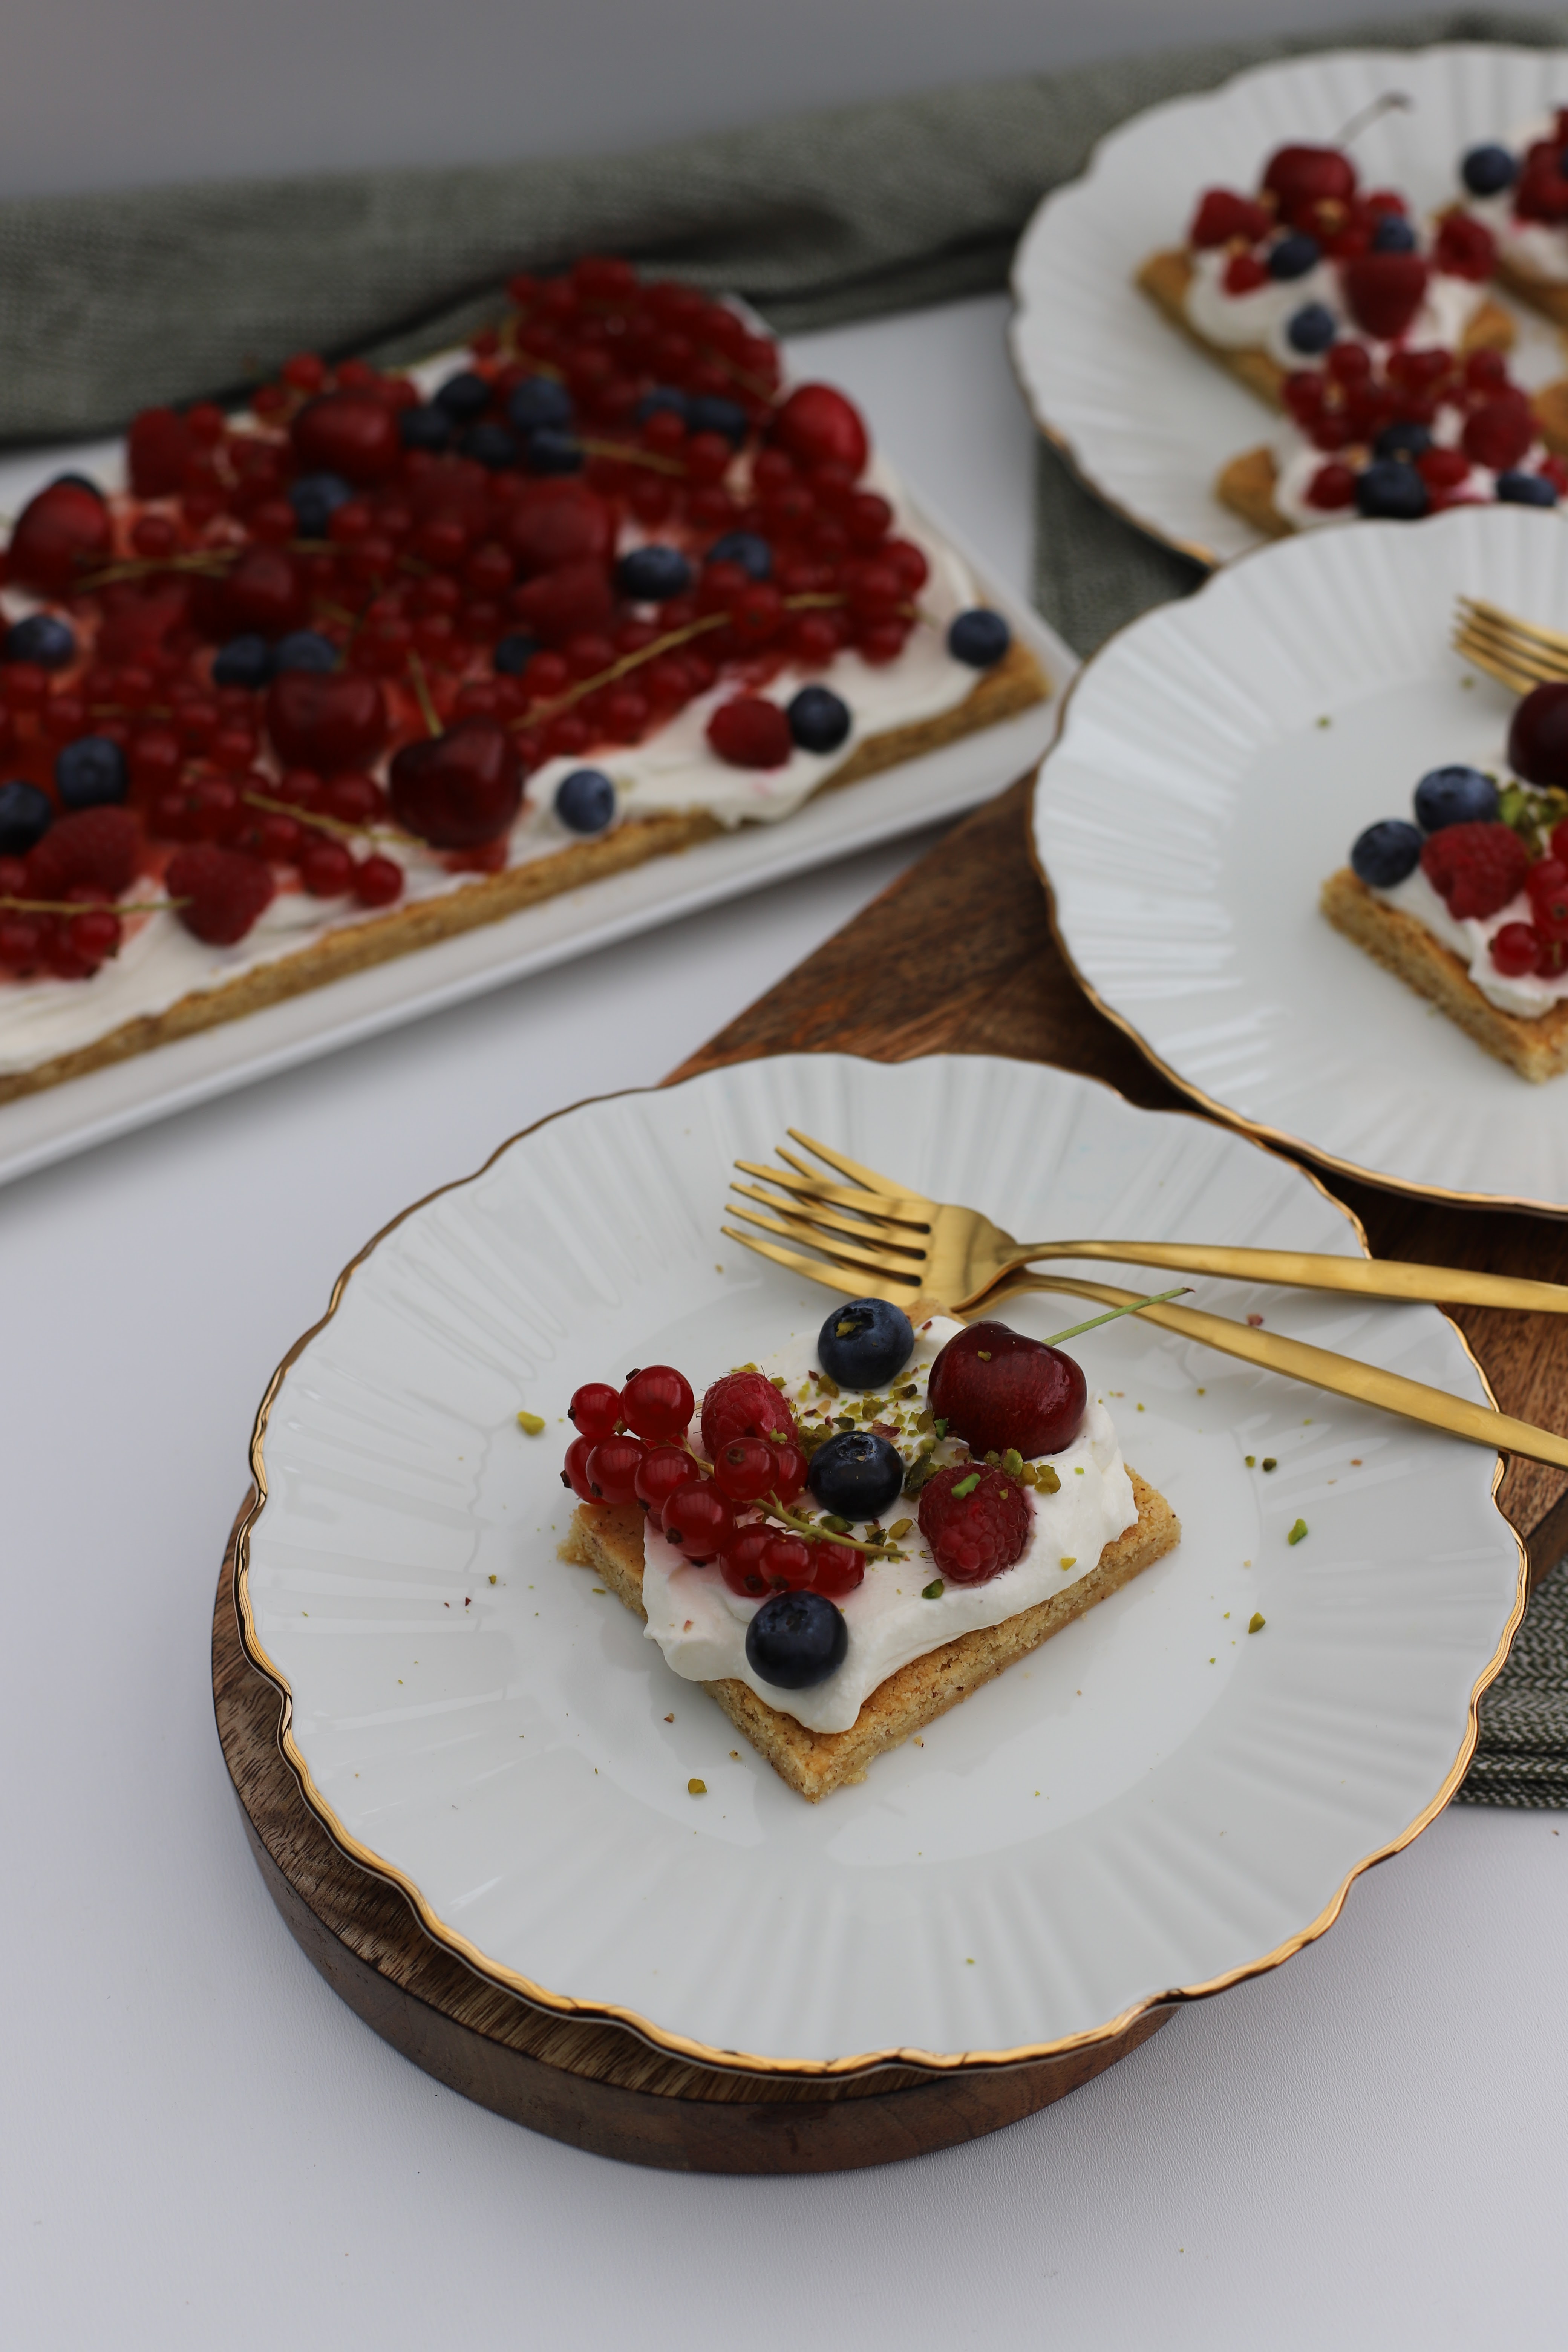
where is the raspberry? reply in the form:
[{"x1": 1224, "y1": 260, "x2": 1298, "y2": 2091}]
[
  {"x1": 166, "y1": 844, "x2": 276, "y2": 946},
  {"x1": 700, "y1": 1371, "x2": 798, "y2": 1459},
  {"x1": 706, "y1": 696, "x2": 792, "y2": 769},
  {"x1": 917, "y1": 1462, "x2": 1032, "y2": 1588},
  {"x1": 1419, "y1": 822, "x2": 1528, "y2": 920},
  {"x1": 24, "y1": 806, "x2": 140, "y2": 901},
  {"x1": 1305, "y1": 462, "x2": 1356, "y2": 511},
  {"x1": 1187, "y1": 188, "x2": 1271, "y2": 248},
  {"x1": 1463, "y1": 391, "x2": 1534, "y2": 473},
  {"x1": 1222, "y1": 251, "x2": 1269, "y2": 296},
  {"x1": 1434, "y1": 212, "x2": 1496, "y2": 281}
]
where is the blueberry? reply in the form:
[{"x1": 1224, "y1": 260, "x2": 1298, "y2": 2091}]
[
  {"x1": 507, "y1": 375, "x2": 574, "y2": 434},
  {"x1": 211, "y1": 634, "x2": 274, "y2": 688},
  {"x1": 554, "y1": 767, "x2": 616, "y2": 834},
  {"x1": 1267, "y1": 233, "x2": 1320, "y2": 280},
  {"x1": 1413, "y1": 765, "x2": 1499, "y2": 832},
  {"x1": 463, "y1": 422, "x2": 519, "y2": 471},
  {"x1": 616, "y1": 544, "x2": 692, "y2": 602},
  {"x1": 817, "y1": 1295, "x2": 913, "y2": 1388},
  {"x1": 493, "y1": 631, "x2": 539, "y2": 676},
  {"x1": 526, "y1": 427, "x2": 583, "y2": 475},
  {"x1": 1285, "y1": 302, "x2": 1338, "y2": 355},
  {"x1": 433, "y1": 370, "x2": 493, "y2": 424},
  {"x1": 1462, "y1": 143, "x2": 1517, "y2": 197},
  {"x1": 706, "y1": 530, "x2": 772, "y2": 580},
  {"x1": 1370, "y1": 214, "x2": 1418, "y2": 253},
  {"x1": 273, "y1": 629, "x2": 338, "y2": 674},
  {"x1": 635, "y1": 386, "x2": 689, "y2": 423},
  {"x1": 1374, "y1": 420, "x2": 1432, "y2": 461},
  {"x1": 687, "y1": 394, "x2": 748, "y2": 445},
  {"x1": 788, "y1": 684, "x2": 852, "y2": 754},
  {"x1": 288, "y1": 472, "x2": 352, "y2": 539},
  {"x1": 744, "y1": 1589, "x2": 848, "y2": 1690},
  {"x1": 1350, "y1": 819, "x2": 1424, "y2": 887},
  {"x1": 0, "y1": 779, "x2": 52, "y2": 856},
  {"x1": 55, "y1": 735, "x2": 127, "y2": 810},
  {"x1": 1354, "y1": 459, "x2": 1430, "y2": 520},
  {"x1": 807, "y1": 1429, "x2": 905, "y2": 1522},
  {"x1": 398, "y1": 404, "x2": 452, "y2": 453},
  {"x1": 948, "y1": 608, "x2": 1011, "y2": 667},
  {"x1": 4, "y1": 613, "x2": 75, "y2": 669},
  {"x1": 1497, "y1": 470, "x2": 1559, "y2": 507}
]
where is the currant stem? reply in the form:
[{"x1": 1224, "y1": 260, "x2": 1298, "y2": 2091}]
[
  {"x1": 0, "y1": 894, "x2": 188, "y2": 914},
  {"x1": 240, "y1": 785, "x2": 418, "y2": 849},
  {"x1": 757, "y1": 1492, "x2": 893, "y2": 1558},
  {"x1": 405, "y1": 649, "x2": 444, "y2": 738}
]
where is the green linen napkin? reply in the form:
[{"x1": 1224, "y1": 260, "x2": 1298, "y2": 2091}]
[{"x1": 2, "y1": 7, "x2": 1564, "y2": 1800}]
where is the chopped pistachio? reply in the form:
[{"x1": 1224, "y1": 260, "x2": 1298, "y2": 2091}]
[
  {"x1": 897, "y1": 1384, "x2": 919, "y2": 1400},
  {"x1": 1248, "y1": 1612, "x2": 1266, "y2": 1634},
  {"x1": 951, "y1": 1471, "x2": 980, "y2": 1498},
  {"x1": 1245, "y1": 1454, "x2": 1256, "y2": 1467},
  {"x1": 687, "y1": 1778, "x2": 707, "y2": 1796},
  {"x1": 822, "y1": 1514, "x2": 849, "y2": 1533},
  {"x1": 516, "y1": 1409, "x2": 547, "y2": 1435},
  {"x1": 976, "y1": 1349, "x2": 991, "y2": 1361},
  {"x1": 887, "y1": 1517, "x2": 913, "y2": 1540},
  {"x1": 1287, "y1": 1517, "x2": 1308, "y2": 1545},
  {"x1": 902, "y1": 1453, "x2": 941, "y2": 1499},
  {"x1": 1059, "y1": 1556, "x2": 1076, "y2": 1571},
  {"x1": 835, "y1": 1415, "x2": 856, "y2": 1432},
  {"x1": 1002, "y1": 1448, "x2": 1023, "y2": 1478},
  {"x1": 933, "y1": 1418, "x2": 948, "y2": 1438},
  {"x1": 916, "y1": 1407, "x2": 934, "y2": 1433},
  {"x1": 922, "y1": 1577, "x2": 945, "y2": 1600},
  {"x1": 1262, "y1": 1457, "x2": 1277, "y2": 1472},
  {"x1": 816, "y1": 1371, "x2": 841, "y2": 1399},
  {"x1": 1037, "y1": 1465, "x2": 1061, "y2": 1494}
]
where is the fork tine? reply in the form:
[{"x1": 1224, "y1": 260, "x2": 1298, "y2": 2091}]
[
  {"x1": 725, "y1": 1203, "x2": 927, "y2": 1281},
  {"x1": 1452, "y1": 631, "x2": 1544, "y2": 695},
  {"x1": 721, "y1": 1225, "x2": 919, "y2": 1301},
  {"x1": 1459, "y1": 595, "x2": 1568, "y2": 657},
  {"x1": 1455, "y1": 616, "x2": 1565, "y2": 676},
  {"x1": 732, "y1": 1159, "x2": 932, "y2": 1226},
  {"x1": 729, "y1": 1182, "x2": 930, "y2": 1256},
  {"x1": 784, "y1": 1127, "x2": 925, "y2": 1202}
]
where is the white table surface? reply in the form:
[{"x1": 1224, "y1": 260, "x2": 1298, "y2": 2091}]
[{"x1": 3, "y1": 295, "x2": 1565, "y2": 2351}]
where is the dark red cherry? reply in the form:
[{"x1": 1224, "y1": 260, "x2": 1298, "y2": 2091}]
[
  {"x1": 1342, "y1": 251, "x2": 1429, "y2": 341},
  {"x1": 771, "y1": 384, "x2": 868, "y2": 477},
  {"x1": 387, "y1": 717, "x2": 521, "y2": 847},
  {"x1": 8, "y1": 479, "x2": 112, "y2": 597},
  {"x1": 223, "y1": 545, "x2": 307, "y2": 638},
  {"x1": 1508, "y1": 684, "x2": 1568, "y2": 790},
  {"x1": 266, "y1": 670, "x2": 389, "y2": 773},
  {"x1": 507, "y1": 482, "x2": 616, "y2": 576},
  {"x1": 1261, "y1": 144, "x2": 1357, "y2": 211},
  {"x1": 926, "y1": 1321, "x2": 1086, "y2": 1459},
  {"x1": 290, "y1": 392, "x2": 402, "y2": 485}
]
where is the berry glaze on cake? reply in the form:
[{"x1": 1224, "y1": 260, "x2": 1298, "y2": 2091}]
[
  {"x1": 0, "y1": 256, "x2": 1043, "y2": 1097},
  {"x1": 1323, "y1": 684, "x2": 1568, "y2": 1081},
  {"x1": 1138, "y1": 139, "x2": 1513, "y2": 403}
]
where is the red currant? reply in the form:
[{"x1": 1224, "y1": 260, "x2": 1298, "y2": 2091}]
[
  {"x1": 719, "y1": 1525, "x2": 773, "y2": 1598},
  {"x1": 1491, "y1": 921, "x2": 1541, "y2": 978},
  {"x1": 620, "y1": 1364, "x2": 696, "y2": 1443},
  {"x1": 562, "y1": 1435, "x2": 597, "y2": 1501},
  {"x1": 66, "y1": 907, "x2": 120, "y2": 965},
  {"x1": 769, "y1": 1442, "x2": 809, "y2": 1506},
  {"x1": 758, "y1": 1532, "x2": 814, "y2": 1590},
  {"x1": 353, "y1": 854, "x2": 404, "y2": 908},
  {"x1": 1528, "y1": 856, "x2": 1568, "y2": 939},
  {"x1": 300, "y1": 839, "x2": 355, "y2": 896},
  {"x1": 585, "y1": 1433, "x2": 645, "y2": 1505},
  {"x1": 808, "y1": 1540, "x2": 864, "y2": 1600},
  {"x1": 712, "y1": 1436, "x2": 777, "y2": 1504},
  {"x1": 633, "y1": 1444, "x2": 699, "y2": 1516},
  {"x1": 1305, "y1": 462, "x2": 1357, "y2": 511},
  {"x1": 1223, "y1": 251, "x2": 1269, "y2": 296},
  {"x1": 660, "y1": 1479, "x2": 734, "y2": 1562},
  {"x1": 568, "y1": 1380, "x2": 622, "y2": 1440}
]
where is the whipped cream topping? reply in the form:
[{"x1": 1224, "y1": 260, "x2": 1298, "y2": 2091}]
[
  {"x1": 0, "y1": 454, "x2": 987, "y2": 1077},
  {"x1": 1182, "y1": 242, "x2": 1487, "y2": 371},
  {"x1": 1371, "y1": 861, "x2": 1568, "y2": 1017},
  {"x1": 639, "y1": 1316, "x2": 1137, "y2": 1736},
  {"x1": 1462, "y1": 121, "x2": 1568, "y2": 285}
]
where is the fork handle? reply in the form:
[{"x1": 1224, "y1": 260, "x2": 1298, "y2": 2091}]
[
  {"x1": 1002, "y1": 1241, "x2": 1568, "y2": 1318},
  {"x1": 988, "y1": 1271, "x2": 1568, "y2": 1470}
]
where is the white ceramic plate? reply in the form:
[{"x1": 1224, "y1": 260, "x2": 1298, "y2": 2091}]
[
  {"x1": 1009, "y1": 43, "x2": 1568, "y2": 564},
  {"x1": 236, "y1": 1051, "x2": 1522, "y2": 2075},
  {"x1": 1035, "y1": 503, "x2": 1568, "y2": 1214},
  {"x1": 0, "y1": 440, "x2": 1070, "y2": 1192}
]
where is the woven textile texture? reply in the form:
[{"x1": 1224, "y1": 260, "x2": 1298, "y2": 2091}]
[{"x1": 3, "y1": 7, "x2": 1564, "y2": 1796}]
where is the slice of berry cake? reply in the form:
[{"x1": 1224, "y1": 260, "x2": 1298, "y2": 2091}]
[{"x1": 558, "y1": 1297, "x2": 1179, "y2": 1801}]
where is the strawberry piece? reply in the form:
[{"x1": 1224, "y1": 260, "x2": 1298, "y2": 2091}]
[
  {"x1": 1420, "y1": 822, "x2": 1528, "y2": 921},
  {"x1": 166, "y1": 844, "x2": 276, "y2": 945},
  {"x1": 700, "y1": 1371, "x2": 797, "y2": 1461},
  {"x1": 1343, "y1": 251, "x2": 1429, "y2": 340},
  {"x1": 1222, "y1": 251, "x2": 1269, "y2": 296},
  {"x1": 1188, "y1": 188, "x2": 1271, "y2": 248},
  {"x1": 917, "y1": 1461, "x2": 1032, "y2": 1587},
  {"x1": 25, "y1": 807, "x2": 140, "y2": 901}
]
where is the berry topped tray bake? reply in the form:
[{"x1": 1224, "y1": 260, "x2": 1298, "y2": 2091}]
[
  {"x1": 1452, "y1": 116, "x2": 1568, "y2": 331},
  {"x1": 1138, "y1": 137, "x2": 1514, "y2": 409},
  {"x1": 560, "y1": 1295, "x2": 1179, "y2": 1801},
  {"x1": 0, "y1": 256, "x2": 1047, "y2": 1107}
]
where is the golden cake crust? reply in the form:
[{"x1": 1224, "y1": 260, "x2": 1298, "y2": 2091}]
[
  {"x1": 560, "y1": 1466, "x2": 1181, "y2": 1802},
  {"x1": 1320, "y1": 864, "x2": 1568, "y2": 1083},
  {"x1": 1493, "y1": 250, "x2": 1568, "y2": 333},
  {"x1": 0, "y1": 637, "x2": 1048, "y2": 1109},
  {"x1": 1136, "y1": 247, "x2": 1516, "y2": 410}
]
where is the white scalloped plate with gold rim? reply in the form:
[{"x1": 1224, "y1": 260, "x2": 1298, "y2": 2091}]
[
  {"x1": 1035, "y1": 503, "x2": 1568, "y2": 1215},
  {"x1": 1009, "y1": 42, "x2": 1568, "y2": 564},
  {"x1": 235, "y1": 1051, "x2": 1522, "y2": 2075}
]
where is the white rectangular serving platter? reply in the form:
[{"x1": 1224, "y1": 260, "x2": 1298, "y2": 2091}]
[{"x1": 0, "y1": 439, "x2": 1072, "y2": 1189}]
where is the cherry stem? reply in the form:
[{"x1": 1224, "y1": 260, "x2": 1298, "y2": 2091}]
[
  {"x1": 1335, "y1": 90, "x2": 1413, "y2": 147},
  {"x1": 1041, "y1": 1285, "x2": 1192, "y2": 1348},
  {"x1": 405, "y1": 650, "x2": 444, "y2": 738}
]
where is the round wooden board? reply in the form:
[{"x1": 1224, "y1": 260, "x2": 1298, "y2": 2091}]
[{"x1": 213, "y1": 1496, "x2": 1171, "y2": 2171}]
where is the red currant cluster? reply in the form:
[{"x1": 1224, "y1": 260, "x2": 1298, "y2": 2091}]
[{"x1": 562, "y1": 1364, "x2": 865, "y2": 1603}]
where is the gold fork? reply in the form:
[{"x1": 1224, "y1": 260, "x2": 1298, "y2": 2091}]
[
  {"x1": 721, "y1": 1130, "x2": 1568, "y2": 1469},
  {"x1": 1453, "y1": 594, "x2": 1568, "y2": 695}
]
